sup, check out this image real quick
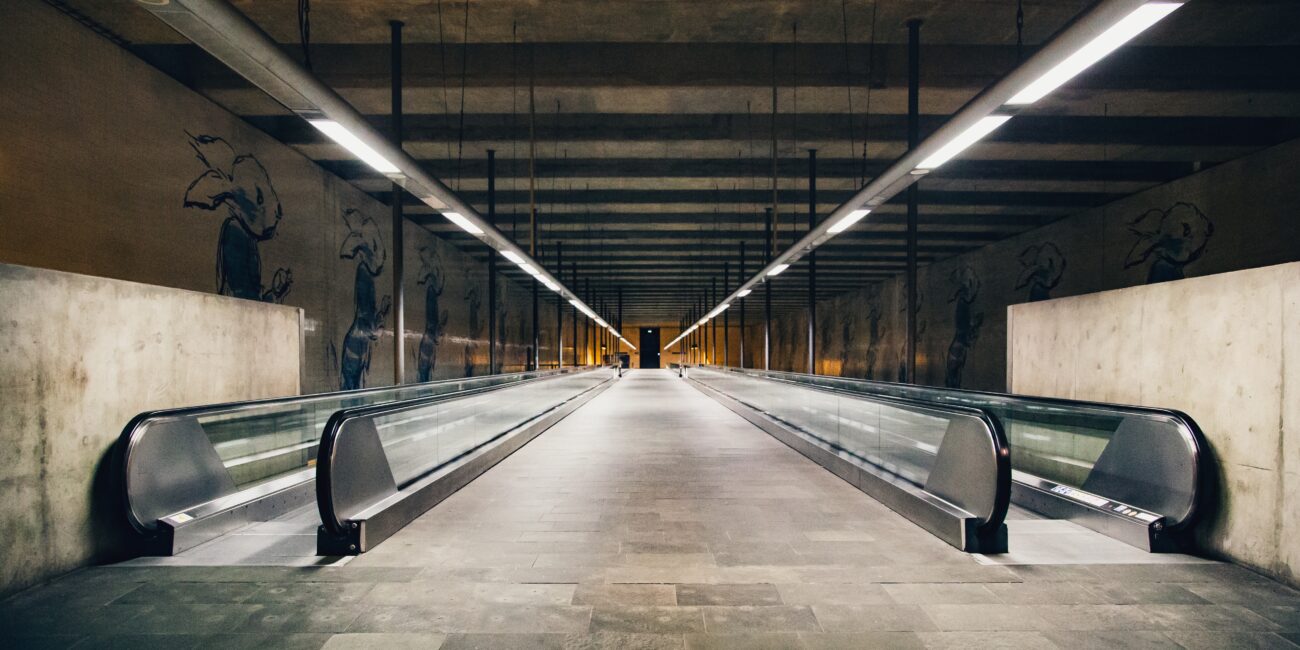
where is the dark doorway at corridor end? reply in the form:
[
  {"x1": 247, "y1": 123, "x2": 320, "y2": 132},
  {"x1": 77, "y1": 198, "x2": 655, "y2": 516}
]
[{"x1": 640, "y1": 328, "x2": 660, "y2": 368}]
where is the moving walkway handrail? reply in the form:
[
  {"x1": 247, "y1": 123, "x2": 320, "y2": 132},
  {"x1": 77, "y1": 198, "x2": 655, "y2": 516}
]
[
  {"x1": 686, "y1": 365, "x2": 1011, "y2": 547},
  {"x1": 702, "y1": 364, "x2": 1207, "y2": 533},
  {"x1": 316, "y1": 366, "x2": 614, "y2": 536},
  {"x1": 117, "y1": 367, "x2": 583, "y2": 535}
]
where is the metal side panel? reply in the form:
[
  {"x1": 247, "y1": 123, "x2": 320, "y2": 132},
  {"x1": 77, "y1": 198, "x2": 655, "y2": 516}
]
[
  {"x1": 126, "y1": 416, "x2": 236, "y2": 535},
  {"x1": 1011, "y1": 474, "x2": 1172, "y2": 552},
  {"x1": 318, "y1": 377, "x2": 615, "y2": 556},
  {"x1": 155, "y1": 470, "x2": 319, "y2": 555},
  {"x1": 688, "y1": 378, "x2": 1005, "y2": 554}
]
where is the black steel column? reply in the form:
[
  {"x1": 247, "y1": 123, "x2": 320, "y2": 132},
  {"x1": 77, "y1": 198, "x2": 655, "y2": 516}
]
[
  {"x1": 739, "y1": 241, "x2": 747, "y2": 369},
  {"x1": 390, "y1": 20, "x2": 405, "y2": 384},
  {"x1": 556, "y1": 241, "x2": 563, "y2": 368},
  {"x1": 723, "y1": 262, "x2": 730, "y2": 367},
  {"x1": 617, "y1": 287, "x2": 623, "y2": 359},
  {"x1": 764, "y1": 208, "x2": 773, "y2": 371},
  {"x1": 487, "y1": 150, "x2": 497, "y2": 374},
  {"x1": 807, "y1": 148, "x2": 817, "y2": 375},
  {"x1": 577, "y1": 263, "x2": 582, "y2": 366},
  {"x1": 906, "y1": 19, "x2": 922, "y2": 384},
  {"x1": 710, "y1": 278, "x2": 717, "y2": 365},
  {"x1": 531, "y1": 209, "x2": 540, "y2": 371}
]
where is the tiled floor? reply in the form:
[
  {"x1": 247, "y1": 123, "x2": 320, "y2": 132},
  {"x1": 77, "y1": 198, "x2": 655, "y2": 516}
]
[{"x1": 5, "y1": 369, "x2": 1300, "y2": 648}]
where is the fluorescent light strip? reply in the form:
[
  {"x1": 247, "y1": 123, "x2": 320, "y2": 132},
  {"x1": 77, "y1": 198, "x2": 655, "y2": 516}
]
[
  {"x1": 501, "y1": 251, "x2": 524, "y2": 264},
  {"x1": 767, "y1": 264, "x2": 790, "y2": 277},
  {"x1": 1008, "y1": 2, "x2": 1184, "y2": 105},
  {"x1": 916, "y1": 115, "x2": 1013, "y2": 170},
  {"x1": 827, "y1": 209, "x2": 871, "y2": 234},
  {"x1": 442, "y1": 211, "x2": 485, "y2": 235},
  {"x1": 308, "y1": 120, "x2": 400, "y2": 174},
  {"x1": 736, "y1": 289, "x2": 752, "y2": 298}
]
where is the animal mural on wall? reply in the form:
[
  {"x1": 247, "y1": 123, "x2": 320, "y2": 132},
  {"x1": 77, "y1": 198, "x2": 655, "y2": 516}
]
[
  {"x1": 818, "y1": 300, "x2": 837, "y2": 374},
  {"x1": 897, "y1": 288, "x2": 926, "y2": 383},
  {"x1": 1124, "y1": 202, "x2": 1215, "y2": 284},
  {"x1": 863, "y1": 287, "x2": 885, "y2": 380},
  {"x1": 338, "y1": 209, "x2": 392, "y2": 390},
  {"x1": 839, "y1": 308, "x2": 857, "y2": 376},
  {"x1": 495, "y1": 280, "x2": 510, "y2": 373},
  {"x1": 182, "y1": 132, "x2": 292, "y2": 302},
  {"x1": 463, "y1": 272, "x2": 483, "y2": 377},
  {"x1": 416, "y1": 244, "x2": 451, "y2": 382},
  {"x1": 1016, "y1": 242, "x2": 1066, "y2": 301},
  {"x1": 944, "y1": 267, "x2": 984, "y2": 389}
]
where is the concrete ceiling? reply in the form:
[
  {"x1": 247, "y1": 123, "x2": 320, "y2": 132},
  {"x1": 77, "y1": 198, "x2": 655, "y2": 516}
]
[{"x1": 55, "y1": 0, "x2": 1300, "y2": 323}]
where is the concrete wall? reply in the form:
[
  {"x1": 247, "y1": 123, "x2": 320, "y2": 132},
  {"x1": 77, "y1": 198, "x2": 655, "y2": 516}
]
[
  {"x1": 0, "y1": 263, "x2": 302, "y2": 598},
  {"x1": 762, "y1": 135, "x2": 1300, "y2": 391},
  {"x1": 1007, "y1": 261, "x2": 1300, "y2": 586},
  {"x1": 0, "y1": 0, "x2": 549, "y2": 394}
]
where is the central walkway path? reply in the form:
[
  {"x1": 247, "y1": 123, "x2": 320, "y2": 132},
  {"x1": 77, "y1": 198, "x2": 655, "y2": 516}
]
[{"x1": 4, "y1": 369, "x2": 1297, "y2": 648}]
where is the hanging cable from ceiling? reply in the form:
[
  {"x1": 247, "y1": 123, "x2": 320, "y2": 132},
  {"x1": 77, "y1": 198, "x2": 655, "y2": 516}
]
[
  {"x1": 436, "y1": 0, "x2": 453, "y2": 164},
  {"x1": 839, "y1": 0, "x2": 856, "y2": 189},
  {"x1": 861, "y1": 0, "x2": 878, "y2": 189},
  {"x1": 1017, "y1": 0, "x2": 1026, "y2": 62},
  {"x1": 297, "y1": 0, "x2": 311, "y2": 71},
  {"x1": 454, "y1": 0, "x2": 470, "y2": 191}
]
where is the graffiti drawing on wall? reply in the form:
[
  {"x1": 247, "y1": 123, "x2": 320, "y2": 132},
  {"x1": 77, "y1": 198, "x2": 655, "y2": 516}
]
[
  {"x1": 864, "y1": 287, "x2": 884, "y2": 380},
  {"x1": 944, "y1": 267, "x2": 983, "y2": 388},
  {"x1": 183, "y1": 132, "x2": 292, "y2": 302},
  {"x1": 1124, "y1": 202, "x2": 1215, "y2": 284},
  {"x1": 839, "y1": 309, "x2": 857, "y2": 375},
  {"x1": 1016, "y1": 242, "x2": 1066, "y2": 301},
  {"x1": 897, "y1": 288, "x2": 926, "y2": 383},
  {"x1": 463, "y1": 271, "x2": 483, "y2": 377},
  {"x1": 338, "y1": 209, "x2": 391, "y2": 390},
  {"x1": 495, "y1": 280, "x2": 510, "y2": 373},
  {"x1": 416, "y1": 244, "x2": 450, "y2": 382}
]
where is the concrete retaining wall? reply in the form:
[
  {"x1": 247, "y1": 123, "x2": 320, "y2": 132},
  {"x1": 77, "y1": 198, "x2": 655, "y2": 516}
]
[
  {"x1": 0, "y1": 0, "x2": 548, "y2": 393},
  {"x1": 0, "y1": 263, "x2": 302, "y2": 599},
  {"x1": 1007, "y1": 261, "x2": 1300, "y2": 586}
]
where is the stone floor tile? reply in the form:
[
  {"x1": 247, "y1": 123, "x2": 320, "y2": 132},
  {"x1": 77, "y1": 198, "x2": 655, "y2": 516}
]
[
  {"x1": 572, "y1": 584, "x2": 677, "y2": 607},
  {"x1": 683, "y1": 632, "x2": 803, "y2": 649},
  {"x1": 701, "y1": 606, "x2": 821, "y2": 633},
  {"x1": 321, "y1": 633, "x2": 448, "y2": 649},
  {"x1": 883, "y1": 584, "x2": 1001, "y2": 605},
  {"x1": 920, "y1": 604, "x2": 1050, "y2": 631},
  {"x1": 811, "y1": 604, "x2": 936, "y2": 633},
  {"x1": 590, "y1": 606, "x2": 705, "y2": 634},
  {"x1": 1161, "y1": 631, "x2": 1300, "y2": 649},
  {"x1": 915, "y1": 631, "x2": 1062, "y2": 649},
  {"x1": 675, "y1": 584, "x2": 782, "y2": 606},
  {"x1": 797, "y1": 632, "x2": 925, "y2": 649}
]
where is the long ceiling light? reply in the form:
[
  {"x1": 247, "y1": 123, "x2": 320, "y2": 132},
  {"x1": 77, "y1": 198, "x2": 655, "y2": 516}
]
[
  {"x1": 1007, "y1": 2, "x2": 1184, "y2": 105},
  {"x1": 135, "y1": 0, "x2": 634, "y2": 347},
  {"x1": 916, "y1": 115, "x2": 1013, "y2": 171},
  {"x1": 679, "y1": 0, "x2": 1184, "y2": 335},
  {"x1": 308, "y1": 120, "x2": 400, "y2": 174}
]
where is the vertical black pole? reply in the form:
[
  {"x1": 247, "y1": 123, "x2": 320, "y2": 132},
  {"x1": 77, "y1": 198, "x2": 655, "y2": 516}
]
[
  {"x1": 906, "y1": 19, "x2": 922, "y2": 384},
  {"x1": 739, "y1": 241, "x2": 747, "y2": 369},
  {"x1": 617, "y1": 287, "x2": 623, "y2": 360},
  {"x1": 764, "y1": 207, "x2": 773, "y2": 371},
  {"x1": 723, "y1": 262, "x2": 730, "y2": 367},
  {"x1": 556, "y1": 241, "x2": 563, "y2": 368},
  {"x1": 710, "y1": 278, "x2": 717, "y2": 365},
  {"x1": 807, "y1": 148, "x2": 817, "y2": 375},
  {"x1": 531, "y1": 209, "x2": 540, "y2": 371},
  {"x1": 390, "y1": 20, "x2": 405, "y2": 384},
  {"x1": 585, "y1": 278, "x2": 592, "y2": 363},
  {"x1": 487, "y1": 150, "x2": 497, "y2": 374},
  {"x1": 572, "y1": 262, "x2": 579, "y2": 365}
]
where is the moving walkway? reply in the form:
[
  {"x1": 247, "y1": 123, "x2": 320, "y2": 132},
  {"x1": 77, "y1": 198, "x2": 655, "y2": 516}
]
[
  {"x1": 118, "y1": 367, "x2": 617, "y2": 558},
  {"x1": 684, "y1": 365, "x2": 1206, "y2": 554}
]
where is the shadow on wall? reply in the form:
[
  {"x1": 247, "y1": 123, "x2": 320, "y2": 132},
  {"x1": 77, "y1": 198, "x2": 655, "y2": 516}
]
[
  {"x1": 1125, "y1": 202, "x2": 1215, "y2": 284},
  {"x1": 182, "y1": 132, "x2": 293, "y2": 303}
]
